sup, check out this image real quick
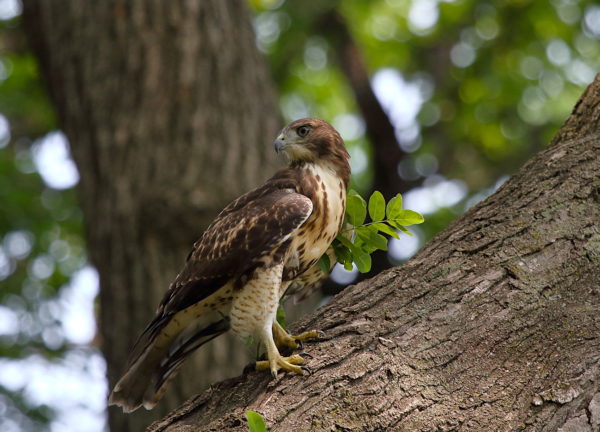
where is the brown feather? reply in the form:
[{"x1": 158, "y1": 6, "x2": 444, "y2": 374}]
[{"x1": 158, "y1": 189, "x2": 312, "y2": 315}]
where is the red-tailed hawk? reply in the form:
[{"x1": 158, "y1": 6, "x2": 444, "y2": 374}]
[{"x1": 109, "y1": 118, "x2": 350, "y2": 412}]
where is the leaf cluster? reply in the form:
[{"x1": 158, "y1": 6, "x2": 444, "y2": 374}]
[{"x1": 318, "y1": 191, "x2": 424, "y2": 274}]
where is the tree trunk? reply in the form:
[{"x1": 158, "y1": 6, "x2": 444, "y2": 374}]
[
  {"x1": 148, "y1": 76, "x2": 600, "y2": 431},
  {"x1": 21, "y1": 1, "x2": 281, "y2": 431}
]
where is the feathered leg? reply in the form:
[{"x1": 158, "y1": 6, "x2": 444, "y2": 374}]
[{"x1": 230, "y1": 263, "x2": 309, "y2": 376}]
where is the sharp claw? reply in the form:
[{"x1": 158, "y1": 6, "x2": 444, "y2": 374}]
[
  {"x1": 299, "y1": 352, "x2": 313, "y2": 359},
  {"x1": 295, "y1": 339, "x2": 304, "y2": 350},
  {"x1": 300, "y1": 365, "x2": 313, "y2": 375},
  {"x1": 316, "y1": 330, "x2": 325, "y2": 338}
]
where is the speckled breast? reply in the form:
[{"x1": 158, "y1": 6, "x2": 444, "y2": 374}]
[{"x1": 284, "y1": 163, "x2": 346, "y2": 280}]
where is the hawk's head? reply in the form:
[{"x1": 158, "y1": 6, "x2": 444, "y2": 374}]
[{"x1": 274, "y1": 118, "x2": 350, "y2": 183}]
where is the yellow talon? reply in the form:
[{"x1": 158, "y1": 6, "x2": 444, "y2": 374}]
[
  {"x1": 255, "y1": 353, "x2": 306, "y2": 377},
  {"x1": 255, "y1": 323, "x2": 319, "y2": 377},
  {"x1": 272, "y1": 322, "x2": 322, "y2": 351}
]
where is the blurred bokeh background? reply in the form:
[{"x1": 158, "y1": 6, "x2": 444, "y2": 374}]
[{"x1": 0, "y1": 0, "x2": 598, "y2": 431}]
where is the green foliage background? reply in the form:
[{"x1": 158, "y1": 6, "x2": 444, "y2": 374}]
[
  {"x1": 250, "y1": 0, "x2": 599, "y2": 243},
  {"x1": 1, "y1": 0, "x2": 599, "y2": 430}
]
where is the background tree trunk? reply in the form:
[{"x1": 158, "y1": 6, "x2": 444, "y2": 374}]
[
  {"x1": 319, "y1": 9, "x2": 416, "y2": 200},
  {"x1": 21, "y1": 1, "x2": 281, "y2": 431},
  {"x1": 148, "y1": 76, "x2": 600, "y2": 431}
]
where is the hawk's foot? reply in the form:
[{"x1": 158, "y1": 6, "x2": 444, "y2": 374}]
[
  {"x1": 272, "y1": 321, "x2": 323, "y2": 351},
  {"x1": 255, "y1": 353, "x2": 309, "y2": 377}
]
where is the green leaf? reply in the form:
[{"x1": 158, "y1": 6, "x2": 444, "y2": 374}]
[
  {"x1": 372, "y1": 222, "x2": 400, "y2": 239},
  {"x1": 332, "y1": 242, "x2": 353, "y2": 270},
  {"x1": 246, "y1": 411, "x2": 268, "y2": 432},
  {"x1": 352, "y1": 248, "x2": 372, "y2": 273},
  {"x1": 370, "y1": 233, "x2": 388, "y2": 251},
  {"x1": 317, "y1": 253, "x2": 331, "y2": 273},
  {"x1": 388, "y1": 220, "x2": 414, "y2": 236},
  {"x1": 391, "y1": 209, "x2": 425, "y2": 226},
  {"x1": 355, "y1": 224, "x2": 376, "y2": 240},
  {"x1": 336, "y1": 234, "x2": 354, "y2": 250},
  {"x1": 368, "y1": 191, "x2": 385, "y2": 221},
  {"x1": 386, "y1": 194, "x2": 403, "y2": 219},
  {"x1": 332, "y1": 242, "x2": 352, "y2": 260},
  {"x1": 356, "y1": 226, "x2": 388, "y2": 251},
  {"x1": 398, "y1": 226, "x2": 414, "y2": 236},
  {"x1": 346, "y1": 193, "x2": 367, "y2": 226},
  {"x1": 330, "y1": 191, "x2": 422, "y2": 275},
  {"x1": 276, "y1": 305, "x2": 286, "y2": 330}
]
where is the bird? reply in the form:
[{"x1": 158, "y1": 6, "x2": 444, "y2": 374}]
[{"x1": 108, "y1": 118, "x2": 351, "y2": 413}]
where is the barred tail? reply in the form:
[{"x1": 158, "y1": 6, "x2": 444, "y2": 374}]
[{"x1": 108, "y1": 311, "x2": 229, "y2": 413}]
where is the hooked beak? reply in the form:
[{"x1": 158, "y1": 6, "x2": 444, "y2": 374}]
[{"x1": 273, "y1": 134, "x2": 286, "y2": 153}]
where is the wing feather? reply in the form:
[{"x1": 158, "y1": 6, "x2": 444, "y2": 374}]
[{"x1": 159, "y1": 187, "x2": 312, "y2": 315}]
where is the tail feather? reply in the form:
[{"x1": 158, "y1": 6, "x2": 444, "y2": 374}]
[
  {"x1": 142, "y1": 318, "x2": 229, "y2": 410},
  {"x1": 109, "y1": 310, "x2": 229, "y2": 412}
]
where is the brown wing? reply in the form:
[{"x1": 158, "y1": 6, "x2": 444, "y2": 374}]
[{"x1": 158, "y1": 187, "x2": 313, "y2": 315}]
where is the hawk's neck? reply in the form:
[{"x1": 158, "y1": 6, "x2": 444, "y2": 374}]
[
  {"x1": 293, "y1": 162, "x2": 346, "y2": 200},
  {"x1": 291, "y1": 157, "x2": 349, "y2": 189}
]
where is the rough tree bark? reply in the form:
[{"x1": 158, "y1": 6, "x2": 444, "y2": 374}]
[
  {"x1": 21, "y1": 1, "x2": 281, "y2": 431},
  {"x1": 149, "y1": 77, "x2": 600, "y2": 431}
]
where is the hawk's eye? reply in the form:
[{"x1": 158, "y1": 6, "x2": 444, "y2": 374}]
[{"x1": 297, "y1": 125, "x2": 310, "y2": 138}]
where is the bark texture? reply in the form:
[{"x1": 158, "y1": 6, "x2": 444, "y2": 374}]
[
  {"x1": 21, "y1": 1, "x2": 281, "y2": 431},
  {"x1": 149, "y1": 77, "x2": 600, "y2": 431}
]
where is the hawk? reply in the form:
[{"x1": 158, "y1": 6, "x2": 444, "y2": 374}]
[{"x1": 109, "y1": 118, "x2": 350, "y2": 412}]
